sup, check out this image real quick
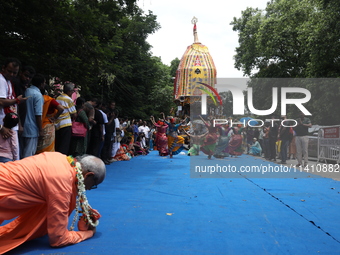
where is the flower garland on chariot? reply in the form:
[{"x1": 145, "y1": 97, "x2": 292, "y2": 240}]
[{"x1": 67, "y1": 156, "x2": 101, "y2": 231}]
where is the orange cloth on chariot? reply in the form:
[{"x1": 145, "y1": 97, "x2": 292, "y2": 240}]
[{"x1": 0, "y1": 152, "x2": 93, "y2": 254}]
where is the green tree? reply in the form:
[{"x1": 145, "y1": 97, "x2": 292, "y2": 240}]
[
  {"x1": 0, "y1": 0, "x2": 169, "y2": 119},
  {"x1": 305, "y1": 0, "x2": 340, "y2": 77},
  {"x1": 231, "y1": 0, "x2": 340, "y2": 124},
  {"x1": 231, "y1": 0, "x2": 313, "y2": 78},
  {"x1": 148, "y1": 57, "x2": 177, "y2": 117},
  {"x1": 169, "y1": 58, "x2": 180, "y2": 78},
  {"x1": 220, "y1": 91, "x2": 234, "y2": 118}
]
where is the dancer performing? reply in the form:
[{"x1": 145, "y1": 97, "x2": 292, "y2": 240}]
[
  {"x1": 213, "y1": 126, "x2": 231, "y2": 158},
  {"x1": 228, "y1": 127, "x2": 244, "y2": 157},
  {"x1": 150, "y1": 115, "x2": 169, "y2": 156},
  {"x1": 163, "y1": 113, "x2": 186, "y2": 158},
  {"x1": 0, "y1": 152, "x2": 106, "y2": 253},
  {"x1": 183, "y1": 129, "x2": 208, "y2": 156},
  {"x1": 199, "y1": 115, "x2": 218, "y2": 159}
]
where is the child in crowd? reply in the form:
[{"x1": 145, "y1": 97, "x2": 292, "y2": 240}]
[
  {"x1": 0, "y1": 112, "x2": 20, "y2": 162},
  {"x1": 134, "y1": 136, "x2": 149, "y2": 155},
  {"x1": 138, "y1": 132, "x2": 147, "y2": 149}
]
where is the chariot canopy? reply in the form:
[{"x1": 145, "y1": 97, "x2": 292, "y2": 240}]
[{"x1": 173, "y1": 17, "x2": 217, "y2": 102}]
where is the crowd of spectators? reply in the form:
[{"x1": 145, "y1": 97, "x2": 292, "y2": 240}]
[
  {"x1": 0, "y1": 58, "x2": 156, "y2": 164},
  {"x1": 0, "y1": 58, "x2": 312, "y2": 168},
  {"x1": 188, "y1": 114, "x2": 312, "y2": 167},
  {"x1": 243, "y1": 114, "x2": 312, "y2": 167}
]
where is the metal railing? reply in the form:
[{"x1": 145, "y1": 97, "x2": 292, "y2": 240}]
[{"x1": 317, "y1": 126, "x2": 340, "y2": 164}]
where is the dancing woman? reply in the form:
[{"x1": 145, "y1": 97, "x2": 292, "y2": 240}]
[
  {"x1": 183, "y1": 129, "x2": 208, "y2": 156},
  {"x1": 150, "y1": 115, "x2": 169, "y2": 156},
  {"x1": 213, "y1": 126, "x2": 231, "y2": 158},
  {"x1": 199, "y1": 115, "x2": 218, "y2": 159},
  {"x1": 228, "y1": 127, "x2": 244, "y2": 157},
  {"x1": 163, "y1": 113, "x2": 186, "y2": 158}
]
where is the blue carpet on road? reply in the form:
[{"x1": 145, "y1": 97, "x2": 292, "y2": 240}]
[{"x1": 5, "y1": 151, "x2": 340, "y2": 255}]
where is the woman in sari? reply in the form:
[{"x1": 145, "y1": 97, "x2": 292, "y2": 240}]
[
  {"x1": 150, "y1": 116, "x2": 169, "y2": 156},
  {"x1": 36, "y1": 93, "x2": 64, "y2": 154},
  {"x1": 213, "y1": 126, "x2": 231, "y2": 158},
  {"x1": 113, "y1": 143, "x2": 131, "y2": 161},
  {"x1": 164, "y1": 114, "x2": 186, "y2": 158},
  {"x1": 199, "y1": 116, "x2": 218, "y2": 159},
  {"x1": 183, "y1": 129, "x2": 207, "y2": 156},
  {"x1": 121, "y1": 137, "x2": 134, "y2": 159},
  {"x1": 227, "y1": 127, "x2": 244, "y2": 157},
  {"x1": 126, "y1": 136, "x2": 135, "y2": 157}
]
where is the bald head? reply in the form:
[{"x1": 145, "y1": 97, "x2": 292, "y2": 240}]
[{"x1": 76, "y1": 154, "x2": 106, "y2": 184}]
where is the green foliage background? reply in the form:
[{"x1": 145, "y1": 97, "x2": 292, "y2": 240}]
[
  {"x1": 2, "y1": 0, "x2": 339, "y2": 124},
  {"x1": 230, "y1": 0, "x2": 340, "y2": 125},
  {"x1": 0, "y1": 0, "x2": 177, "y2": 119}
]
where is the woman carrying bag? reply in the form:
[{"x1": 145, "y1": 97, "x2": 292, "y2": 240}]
[{"x1": 69, "y1": 97, "x2": 90, "y2": 156}]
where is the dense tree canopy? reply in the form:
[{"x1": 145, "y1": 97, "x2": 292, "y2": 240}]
[
  {"x1": 231, "y1": 0, "x2": 340, "y2": 125},
  {"x1": 0, "y1": 0, "x2": 176, "y2": 119}
]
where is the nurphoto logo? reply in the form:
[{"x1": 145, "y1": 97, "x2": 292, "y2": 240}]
[{"x1": 201, "y1": 85, "x2": 311, "y2": 116}]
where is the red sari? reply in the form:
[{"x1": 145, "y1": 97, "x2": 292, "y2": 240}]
[
  {"x1": 154, "y1": 123, "x2": 169, "y2": 156},
  {"x1": 200, "y1": 122, "x2": 218, "y2": 157}
]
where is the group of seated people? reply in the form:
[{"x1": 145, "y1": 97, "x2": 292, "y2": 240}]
[{"x1": 111, "y1": 132, "x2": 150, "y2": 162}]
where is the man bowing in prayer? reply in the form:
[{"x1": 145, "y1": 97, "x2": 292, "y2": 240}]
[{"x1": 0, "y1": 152, "x2": 106, "y2": 254}]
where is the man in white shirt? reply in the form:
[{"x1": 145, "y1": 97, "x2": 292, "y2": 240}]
[
  {"x1": 97, "y1": 102, "x2": 108, "y2": 157},
  {"x1": 138, "y1": 121, "x2": 150, "y2": 148},
  {"x1": 111, "y1": 110, "x2": 121, "y2": 158},
  {"x1": 0, "y1": 58, "x2": 27, "y2": 159}
]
